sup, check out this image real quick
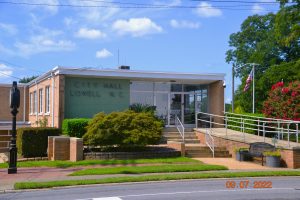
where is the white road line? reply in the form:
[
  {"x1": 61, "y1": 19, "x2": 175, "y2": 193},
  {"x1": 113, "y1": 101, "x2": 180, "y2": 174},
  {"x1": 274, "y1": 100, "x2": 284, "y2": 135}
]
[{"x1": 76, "y1": 187, "x2": 296, "y2": 200}]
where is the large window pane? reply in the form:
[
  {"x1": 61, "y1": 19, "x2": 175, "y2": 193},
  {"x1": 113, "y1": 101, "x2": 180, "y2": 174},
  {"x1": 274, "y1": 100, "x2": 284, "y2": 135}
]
[
  {"x1": 154, "y1": 82, "x2": 170, "y2": 92},
  {"x1": 171, "y1": 84, "x2": 182, "y2": 92},
  {"x1": 130, "y1": 91, "x2": 154, "y2": 105},
  {"x1": 130, "y1": 81, "x2": 154, "y2": 91},
  {"x1": 155, "y1": 93, "x2": 168, "y2": 125}
]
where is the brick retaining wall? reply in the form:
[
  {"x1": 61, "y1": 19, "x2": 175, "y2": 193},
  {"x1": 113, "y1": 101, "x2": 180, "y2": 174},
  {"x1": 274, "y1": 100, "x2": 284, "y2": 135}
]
[
  {"x1": 84, "y1": 151, "x2": 180, "y2": 160},
  {"x1": 195, "y1": 129, "x2": 300, "y2": 169}
]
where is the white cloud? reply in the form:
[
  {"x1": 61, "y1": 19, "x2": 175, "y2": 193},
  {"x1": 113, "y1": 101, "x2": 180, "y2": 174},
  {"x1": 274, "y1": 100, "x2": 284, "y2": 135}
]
[
  {"x1": 0, "y1": 64, "x2": 13, "y2": 78},
  {"x1": 112, "y1": 18, "x2": 163, "y2": 37},
  {"x1": 153, "y1": 0, "x2": 181, "y2": 7},
  {"x1": 64, "y1": 17, "x2": 76, "y2": 27},
  {"x1": 75, "y1": 28, "x2": 106, "y2": 39},
  {"x1": 68, "y1": 0, "x2": 120, "y2": 23},
  {"x1": 24, "y1": 0, "x2": 59, "y2": 15},
  {"x1": 170, "y1": 20, "x2": 200, "y2": 29},
  {"x1": 0, "y1": 23, "x2": 18, "y2": 35},
  {"x1": 96, "y1": 48, "x2": 113, "y2": 58},
  {"x1": 195, "y1": 2, "x2": 222, "y2": 18},
  {"x1": 252, "y1": 3, "x2": 265, "y2": 14},
  {"x1": 15, "y1": 35, "x2": 75, "y2": 57}
]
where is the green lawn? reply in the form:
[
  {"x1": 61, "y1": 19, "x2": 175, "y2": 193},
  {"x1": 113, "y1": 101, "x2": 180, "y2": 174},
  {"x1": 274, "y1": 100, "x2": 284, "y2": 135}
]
[
  {"x1": 0, "y1": 157, "x2": 200, "y2": 168},
  {"x1": 14, "y1": 170, "x2": 300, "y2": 190},
  {"x1": 70, "y1": 164, "x2": 228, "y2": 176}
]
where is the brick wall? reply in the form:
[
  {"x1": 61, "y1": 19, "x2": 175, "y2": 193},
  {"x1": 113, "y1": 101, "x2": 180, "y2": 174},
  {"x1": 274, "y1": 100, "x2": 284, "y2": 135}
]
[
  {"x1": 281, "y1": 148, "x2": 300, "y2": 168},
  {"x1": 70, "y1": 138, "x2": 83, "y2": 162},
  {"x1": 28, "y1": 74, "x2": 65, "y2": 128},
  {"x1": 195, "y1": 129, "x2": 299, "y2": 169},
  {"x1": 0, "y1": 84, "x2": 27, "y2": 121},
  {"x1": 167, "y1": 141, "x2": 185, "y2": 156},
  {"x1": 48, "y1": 136, "x2": 83, "y2": 161},
  {"x1": 208, "y1": 81, "x2": 224, "y2": 127}
]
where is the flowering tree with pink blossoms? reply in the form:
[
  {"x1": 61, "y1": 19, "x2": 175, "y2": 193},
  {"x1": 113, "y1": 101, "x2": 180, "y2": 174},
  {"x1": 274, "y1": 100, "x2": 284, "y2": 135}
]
[{"x1": 263, "y1": 81, "x2": 300, "y2": 121}]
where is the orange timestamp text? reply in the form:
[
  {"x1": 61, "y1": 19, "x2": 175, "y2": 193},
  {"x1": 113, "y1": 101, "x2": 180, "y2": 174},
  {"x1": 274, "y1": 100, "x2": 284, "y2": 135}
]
[{"x1": 225, "y1": 180, "x2": 272, "y2": 189}]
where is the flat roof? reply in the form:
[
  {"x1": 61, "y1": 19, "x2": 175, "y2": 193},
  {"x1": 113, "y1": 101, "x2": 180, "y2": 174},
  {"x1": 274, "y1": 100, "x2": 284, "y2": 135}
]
[{"x1": 28, "y1": 66, "x2": 225, "y2": 86}]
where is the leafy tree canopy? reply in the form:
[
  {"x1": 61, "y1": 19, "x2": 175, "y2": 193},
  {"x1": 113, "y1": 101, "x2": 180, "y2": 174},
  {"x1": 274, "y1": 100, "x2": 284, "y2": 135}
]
[
  {"x1": 19, "y1": 76, "x2": 38, "y2": 83},
  {"x1": 226, "y1": 2, "x2": 300, "y2": 78},
  {"x1": 226, "y1": 1, "x2": 300, "y2": 113}
]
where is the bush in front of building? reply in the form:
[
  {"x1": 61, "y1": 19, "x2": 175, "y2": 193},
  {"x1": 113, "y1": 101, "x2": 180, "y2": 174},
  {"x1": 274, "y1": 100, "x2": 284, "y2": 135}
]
[
  {"x1": 129, "y1": 103, "x2": 156, "y2": 114},
  {"x1": 62, "y1": 118, "x2": 91, "y2": 138},
  {"x1": 17, "y1": 128, "x2": 60, "y2": 158},
  {"x1": 83, "y1": 110, "x2": 163, "y2": 148}
]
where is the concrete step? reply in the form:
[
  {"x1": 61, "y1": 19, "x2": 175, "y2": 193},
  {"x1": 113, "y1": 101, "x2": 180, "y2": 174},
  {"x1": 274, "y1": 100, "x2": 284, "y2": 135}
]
[
  {"x1": 162, "y1": 132, "x2": 195, "y2": 136},
  {"x1": 0, "y1": 135, "x2": 11, "y2": 142},
  {"x1": 0, "y1": 148, "x2": 9, "y2": 153},
  {"x1": 163, "y1": 136, "x2": 198, "y2": 140},
  {"x1": 163, "y1": 127, "x2": 195, "y2": 132},
  {"x1": 186, "y1": 152, "x2": 231, "y2": 158},
  {"x1": 166, "y1": 139, "x2": 200, "y2": 144},
  {"x1": 185, "y1": 145, "x2": 230, "y2": 158},
  {"x1": 185, "y1": 146, "x2": 227, "y2": 151}
]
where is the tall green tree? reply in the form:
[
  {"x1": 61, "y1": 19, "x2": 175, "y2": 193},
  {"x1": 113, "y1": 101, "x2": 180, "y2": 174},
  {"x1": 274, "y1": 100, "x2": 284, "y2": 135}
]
[
  {"x1": 19, "y1": 76, "x2": 38, "y2": 83},
  {"x1": 226, "y1": 1, "x2": 300, "y2": 113}
]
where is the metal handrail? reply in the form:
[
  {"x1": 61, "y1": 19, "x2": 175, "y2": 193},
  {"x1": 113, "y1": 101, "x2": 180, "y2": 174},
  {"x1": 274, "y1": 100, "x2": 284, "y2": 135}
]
[
  {"x1": 224, "y1": 112, "x2": 297, "y2": 123},
  {"x1": 196, "y1": 111, "x2": 300, "y2": 147},
  {"x1": 175, "y1": 115, "x2": 185, "y2": 143},
  {"x1": 205, "y1": 128, "x2": 215, "y2": 157}
]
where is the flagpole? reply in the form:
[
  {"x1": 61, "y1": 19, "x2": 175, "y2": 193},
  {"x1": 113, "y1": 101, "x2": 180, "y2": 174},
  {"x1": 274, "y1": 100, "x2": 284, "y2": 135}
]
[{"x1": 252, "y1": 64, "x2": 255, "y2": 113}]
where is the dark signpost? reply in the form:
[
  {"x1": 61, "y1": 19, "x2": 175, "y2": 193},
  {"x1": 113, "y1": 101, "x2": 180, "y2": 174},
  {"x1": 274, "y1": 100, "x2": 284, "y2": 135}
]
[{"x1": 8, "y1": 81, "x2": 20, "y2": 174}]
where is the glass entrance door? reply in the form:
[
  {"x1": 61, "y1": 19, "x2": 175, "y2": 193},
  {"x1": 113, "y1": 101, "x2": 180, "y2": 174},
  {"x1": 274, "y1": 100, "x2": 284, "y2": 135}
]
[
  {"x1": 169, "y1": 93, "x2": 195, "y2": 125},
  {"x1": 169, "y1": 93, "x2": 182, "y2": 125},
  {"x1": 183, "y1": 93, "x2": 195, "y2": 124}
]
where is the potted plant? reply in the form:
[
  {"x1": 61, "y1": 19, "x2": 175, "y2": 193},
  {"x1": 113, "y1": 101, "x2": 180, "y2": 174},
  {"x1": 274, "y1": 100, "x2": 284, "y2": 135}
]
[
  {"x1": 264, "y1": 150, "x2": 281, "y2": 167},
  {"x1": 234, "y1": 147, "x2": 249, "y2": 161}
]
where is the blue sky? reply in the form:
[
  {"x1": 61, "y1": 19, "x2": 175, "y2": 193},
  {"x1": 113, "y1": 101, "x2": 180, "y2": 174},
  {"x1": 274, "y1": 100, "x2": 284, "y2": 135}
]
[{"x1": 0, "y1": 0, "x2": 280, "y2": 103}]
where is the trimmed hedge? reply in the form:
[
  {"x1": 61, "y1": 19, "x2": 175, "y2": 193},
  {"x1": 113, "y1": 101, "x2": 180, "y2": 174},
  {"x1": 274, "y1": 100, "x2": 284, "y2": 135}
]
[
  {"x1": 62, "y1": 118, "x2": 90, "y2": 138},
  {"x1": 17, "y1": 128, "x2": 60, "y2": 158}
]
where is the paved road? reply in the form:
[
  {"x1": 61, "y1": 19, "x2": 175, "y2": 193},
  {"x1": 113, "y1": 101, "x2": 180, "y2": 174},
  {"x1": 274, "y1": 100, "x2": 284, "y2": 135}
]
[{"x1": 1, "y1": 177, "x2": 300, "y2": 200}]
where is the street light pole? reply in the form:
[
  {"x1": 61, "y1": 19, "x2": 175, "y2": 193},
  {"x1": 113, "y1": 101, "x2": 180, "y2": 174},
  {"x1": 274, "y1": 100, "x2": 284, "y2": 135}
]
[{"x1": 8, "y1": 81, "x2": 20, "y2": 174}]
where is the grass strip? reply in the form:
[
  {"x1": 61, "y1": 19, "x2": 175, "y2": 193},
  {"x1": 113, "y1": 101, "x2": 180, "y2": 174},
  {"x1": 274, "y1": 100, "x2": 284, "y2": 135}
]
[
  {"x1": 0, "y1": 157, "x2": 199, "y2": 168},
  {"x1": 70, "y1": 164, "x2": 227, "y2": 176},
  {"x1": 14, "y1": 171, "x2": 300, "y2": 190}
]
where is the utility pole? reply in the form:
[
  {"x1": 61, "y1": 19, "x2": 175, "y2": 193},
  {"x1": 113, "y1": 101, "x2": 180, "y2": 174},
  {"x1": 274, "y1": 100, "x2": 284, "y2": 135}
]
[{"x1": 8, "y1": 81, "x2": 20, "y2": 174}]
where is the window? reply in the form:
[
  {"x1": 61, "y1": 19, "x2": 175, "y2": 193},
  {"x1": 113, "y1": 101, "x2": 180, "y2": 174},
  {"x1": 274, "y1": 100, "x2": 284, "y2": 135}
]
[
  {"x1": 29, "y1": 93, "x2": 33, "y2": 114},
  {"x1": 39, "y1": 89, "x2": 43, "y2": 113},
  {"x1": 45, "y1": 86, "x2": 50, "y2": 113},
  {"x1": 33, "y1": 91, "x2": 37, "y2": 113}
]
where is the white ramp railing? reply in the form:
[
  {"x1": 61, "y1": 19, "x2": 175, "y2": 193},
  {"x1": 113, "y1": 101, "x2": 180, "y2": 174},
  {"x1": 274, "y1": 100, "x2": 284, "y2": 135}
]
[
  {"x1": 175, "y1": 115, "x2": 185, "y2": 143},
  {"x1": 205, "y1": 128, "x2": 215, "y2": 157},
  {"x1": 196, "y1": 112, "x2": 300, "y2": 148}
]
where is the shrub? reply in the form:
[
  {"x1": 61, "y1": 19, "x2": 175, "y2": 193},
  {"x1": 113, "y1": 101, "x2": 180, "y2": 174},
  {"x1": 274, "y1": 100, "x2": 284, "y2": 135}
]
[
  {"x1": 263, "y1": 150, "x2": 281, "y2": 157},
  {"x1": 62, "y1": 118, "x2": 90, "y2": 138},
  {"x1": 129, "y1": 103, "x2": 156, "y2": 114},
  {"x1": 233, "y1": 147, "x2": 249, "y2": 153},
  {"x1": 83, "y1": 110, "x2": 163, "y2": 147},
  {"x1": 263, "y1": 81, "x2": 300, "y2": 121},
  {"x1": 17, "y1": 128, "x2": 60, "y2": 158}
]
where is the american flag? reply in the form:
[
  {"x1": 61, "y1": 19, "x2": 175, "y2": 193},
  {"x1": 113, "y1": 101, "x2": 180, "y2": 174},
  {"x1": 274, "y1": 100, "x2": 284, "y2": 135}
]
[{"x1": 243, "y1": 69, "x2": 253, "y2": 92}]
